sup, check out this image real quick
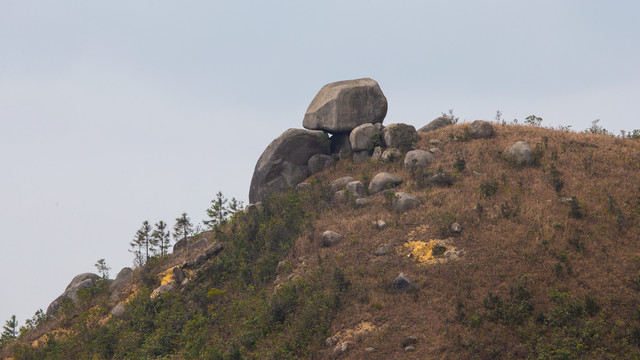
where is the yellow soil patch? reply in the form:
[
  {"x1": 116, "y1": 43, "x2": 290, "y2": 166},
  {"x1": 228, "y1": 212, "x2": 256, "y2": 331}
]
[
  {"x1": 331, "y1": 321, "x2": 378, "y2": 344},
  {"x1": 402, "y1": 239, "x2": 459, "y2": 264},
  {"x1": 32, "y1": 329, "x2": 72, "y2": 347},
  {"x1": 159, "y1": 266, "x2": 179, "y2": 285}
]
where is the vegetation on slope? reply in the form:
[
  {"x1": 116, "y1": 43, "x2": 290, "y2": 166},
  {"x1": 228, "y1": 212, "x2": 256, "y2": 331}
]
[{"x1": 3, "y1": 122, "x2": 640, "y2": 359}]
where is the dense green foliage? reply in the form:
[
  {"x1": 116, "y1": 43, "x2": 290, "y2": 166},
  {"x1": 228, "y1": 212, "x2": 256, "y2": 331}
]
[{"x1": 10, "y1": 185, "x2": 349, "y2": 359}]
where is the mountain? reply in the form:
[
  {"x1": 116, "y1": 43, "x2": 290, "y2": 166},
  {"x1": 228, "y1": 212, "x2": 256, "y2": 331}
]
[{"x1": 3, "y1": 121, "x2": 640, "y2": 359}]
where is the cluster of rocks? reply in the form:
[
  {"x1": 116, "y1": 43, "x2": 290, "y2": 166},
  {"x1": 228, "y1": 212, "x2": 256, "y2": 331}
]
[{"x1": 249, "y1": 78, "x2": 437, "y2": 204}]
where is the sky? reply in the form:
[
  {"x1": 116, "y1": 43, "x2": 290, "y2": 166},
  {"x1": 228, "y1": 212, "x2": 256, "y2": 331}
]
[{"x1": 1, "y1": 0, "x2": 639, "y2": 327}]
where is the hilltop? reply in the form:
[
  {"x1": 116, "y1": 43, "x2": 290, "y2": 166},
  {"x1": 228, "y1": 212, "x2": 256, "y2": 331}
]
[{"x1": 2, "y1": 119, "x2": 640, "y2": 359}]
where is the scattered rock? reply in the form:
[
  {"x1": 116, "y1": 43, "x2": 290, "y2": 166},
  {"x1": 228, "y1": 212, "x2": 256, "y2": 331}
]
[
  {"x1": 346, "y1": 181, "x2": 366, "y2": 198},
  {"x1": 393, "y1": 273, "x2": 413, "y2": 292},
  {"x1": 249, "y1": 128, "x2": 330, "y2": 203},
  {"x1": 350, "y1": 123, "x2": 378, "y2": 151},
  {"x1": 65, "y1": 273, "x2": 101, "y2": 292},
  {"x1": 392, "y1": 192, "x2": 421, "y2": 211},
  {"x1": 150, "y1": 283, "x2": 174, "y2": 299},
  {"x1": 303, "y1": 78, "x2": 388, "y2": 133},
  {"x1": 382, "y1": 123, "x2": 419, "y2": 151},
  {"x1": 374, "y1": 244, "x2": 393, "y2": 256},
  {"x1": 329, "y1": 133, "x2": 352, "y2": 156},
  {"x1": 404, "y1": 149, "x2": 434, "y2": 168},
  {"x1": 419, "y1": 116, "x2": 452, "y2": 132},
  {"x1": 194, "y1": 254, "x2": 207, "y2": 267},
  {"x1": 172, "y1": 267, "x2": 186, "y2": 285},
  {"x1": 355, "y1": 198, "x2": 371, "y2": 207},
  {"x1": 332, "y1": 190, "x2": 347, "y2": 204},
  {"x1": 205, "y1": 242, "x2": 223, "y2": 259},
  {"x1": 430, "y1": 147, "x2": 443, "y2": 157},
  {"x1": 333, "y1": 342, "x2": 351, "y2": 356},
  {"x1": 429, "y1": 139, "x2": 441, "y2": 146},
  {"x1": 295, "y1": 183, "x2": 310, "y2": 191},
  {"x1": 353, "y1": 150, "x2": 370, "y2": 163},
  {"x1": 330, "y1": 176, "x2": 355, "y2": 192},
  {"x1": 451, "y1": 223, "x2": 462, "y2": 234},
  {"x1": 322, "y1": 231, "x2": 344, "y2": 247},
  {"x1": 110, "y1": 267, "x2": 133, "y2": 293},
  {"x1": 505, "y1": 141, "x2": 533, "y2": 165},
  {"x1": 381, "y1": 147, "x2": 401, "y2": 162},
  {"x1": 188, "y1": 238, "x2": 210, "y2": 252},
  {"x1": 244, "y1": 203, "x2": 259, "y2": 215},
  {"x1": 428, "y1": 172, "x2": 453, "y2": 187},
  {"x1": 402, "y1": 336, "x2": 418, "y2": 347},
  {"x1": 308, "y1": 154, "x2": 335, "y2": 174},
  {"x1": 111, "y1": 303, "x2": 126, "y2": 318},
  {"x1": 405, "y1": 346, "x2": 416, "y2": 352},
  {"x1": 467, "y1": 120, "x2": 494, "y2": 139},
  {"x1": 370, "y1": 146, "x2": 383, "y2": 162},
  {"x1": 365, "y1": 347, "x2": 375, "y2": 353},
  {"x1": 325, "y1": 336, "x2": 339, "y2": 347},
  {"x1": 368, "y1": 172, "x2": 402, "y2": 194},
  {"x1": 375, "y1": 219, "x2": 388, "y2": 230}
]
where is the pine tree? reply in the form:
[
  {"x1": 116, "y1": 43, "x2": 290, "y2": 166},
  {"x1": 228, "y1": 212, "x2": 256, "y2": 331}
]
[
  {"x1": 173, "y1": 213, "x2": 193, "y2": 245},
  {"x1": 228, "y1": 197, "x2": 244, "y2": 216},
  {"x1": 204, "y1": 191, "x2": 229, "y2": 230},
  {"x1": 94, "y1": 258, "x2": 111, "y2": 279},
  {"x1": 129, "y1": 228, "x2": 145, "y2": 267},
  {"x1": 1, "y1": 315, "x2": 18, "y2": 344},
  {"x1": 152, "y1": 220, "x2": 171, "y2": 256}
]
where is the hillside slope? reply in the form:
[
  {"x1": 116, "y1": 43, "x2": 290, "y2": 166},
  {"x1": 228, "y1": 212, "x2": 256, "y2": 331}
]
[{"x1": 3, "y1": 123, "x2": 640, "y2": 359}]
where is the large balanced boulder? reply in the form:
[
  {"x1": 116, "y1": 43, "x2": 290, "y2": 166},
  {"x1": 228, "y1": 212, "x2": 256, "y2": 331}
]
[
  {"x1": 467, "y1": 120, "x2": 494, "y2": 139},
  {"x1": 382, "y1": 123, "x2": 419, "y2": 151},
  {"x1": 249, "y1": 129, "x2": 330, "y2": 203},
  {"x1": 303, "y1": 78, "x2": 388, "y2": 133},
  {"x1": 419, "y1": 116, "x2": 452, "y2": 132}
]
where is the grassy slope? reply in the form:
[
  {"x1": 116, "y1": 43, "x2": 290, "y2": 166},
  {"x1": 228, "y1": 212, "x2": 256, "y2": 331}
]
[{"x1": 4, "y1": 123, "x2": 640, "y2": 359}]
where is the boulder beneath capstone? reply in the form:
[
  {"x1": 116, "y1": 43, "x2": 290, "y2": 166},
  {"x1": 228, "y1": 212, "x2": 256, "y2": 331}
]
[
  {"x1": 350, "y1": 123, "x2": 378, "y2": 152},
  {"x1": 303, "y1": 78, "x2": 388, "y2": 133},
  {"x1": 308, "y1": 154, "x2": 335, "y2": 174},
  {"x1": 329, "y1": 133, "x2": 352, "y2": 156},
  {"x1": 505, "y1": 141, "x2": 533, "y2": 165},
  {"x1": 249, "y1": 128, "x2": 330, "y2": 203},
  {"x1": 419, "y1": 116, "x2": 453, "y2": 132}
]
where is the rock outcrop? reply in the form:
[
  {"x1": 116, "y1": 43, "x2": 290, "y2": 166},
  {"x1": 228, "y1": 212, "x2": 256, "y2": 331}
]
[
  {"x1": 47, "y1": 273, "x2": 102, "y2": 315},
  {"x1": 249, "y1": 129, "x2": 330, "y2": 203},
  {"x1": 419, "y1": 116, "x2": 452, "y2": 132},
  {"x1": 303, "y1": 78, "x2": 387, "y2": 133}
]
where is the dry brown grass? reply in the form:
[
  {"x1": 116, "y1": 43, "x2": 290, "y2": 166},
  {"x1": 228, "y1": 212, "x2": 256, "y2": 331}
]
[{"x1": 283, "y1": 123, "x2": 640, "y2": 359}]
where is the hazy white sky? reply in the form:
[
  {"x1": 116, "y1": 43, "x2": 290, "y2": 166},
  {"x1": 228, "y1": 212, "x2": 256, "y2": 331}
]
[{"x1": 1, "y1": 1, "x2": 639, "y2": 326}]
